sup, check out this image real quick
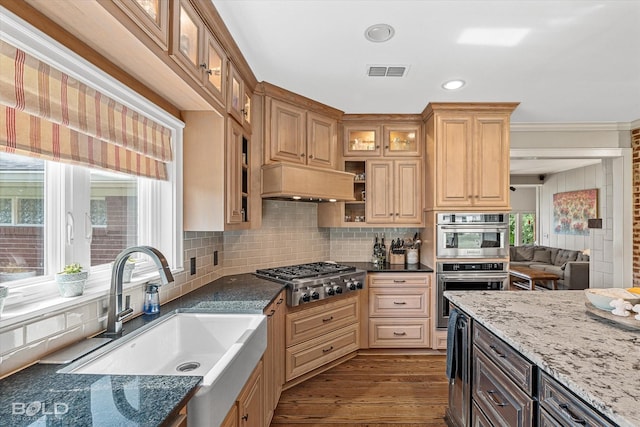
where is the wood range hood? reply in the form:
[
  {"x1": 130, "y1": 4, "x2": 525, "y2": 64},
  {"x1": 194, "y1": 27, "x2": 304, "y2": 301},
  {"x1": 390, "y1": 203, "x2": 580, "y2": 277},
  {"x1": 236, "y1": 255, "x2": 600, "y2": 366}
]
[{"x1": 261, "y1": 163, "x2": 356, "y2": 202}]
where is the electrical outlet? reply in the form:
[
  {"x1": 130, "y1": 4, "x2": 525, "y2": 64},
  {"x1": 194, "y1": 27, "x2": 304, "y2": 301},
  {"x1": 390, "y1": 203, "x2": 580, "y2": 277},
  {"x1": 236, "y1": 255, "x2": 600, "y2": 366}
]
[
  {"x1": 214, "y1": 250, "x2": 218, "y2": 266},
  {"x1": 190, "y1": 257, "x2": 196, "y2": 275}
]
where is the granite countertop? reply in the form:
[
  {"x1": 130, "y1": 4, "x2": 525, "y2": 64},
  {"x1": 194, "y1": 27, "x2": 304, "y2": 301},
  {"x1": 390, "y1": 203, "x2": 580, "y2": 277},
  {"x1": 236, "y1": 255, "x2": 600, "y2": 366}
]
[
  {"x1": 0, "y1": 273, "x2": 286, "y2": 427},
  {"x1": 345, "y1": 261, "x2": 433, "y2": 273},
  {"x1": 445, "y1": 290, "x2": 640, "y2": 427}
]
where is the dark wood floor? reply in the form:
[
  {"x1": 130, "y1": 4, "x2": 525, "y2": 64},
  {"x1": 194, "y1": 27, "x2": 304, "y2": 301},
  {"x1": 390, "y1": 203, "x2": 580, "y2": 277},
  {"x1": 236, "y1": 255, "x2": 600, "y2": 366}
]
[{"x1": 271, "y1": 353, "x2": 449, "y2": 426}]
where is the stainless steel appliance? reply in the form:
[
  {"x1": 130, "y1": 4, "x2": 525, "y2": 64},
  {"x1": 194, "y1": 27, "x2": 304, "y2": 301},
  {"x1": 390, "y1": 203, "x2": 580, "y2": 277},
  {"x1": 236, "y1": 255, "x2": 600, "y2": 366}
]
[
  {"x1": 436, "y1": 212, "x2": 509, "y2": 258},
  {"x1": 446, "y1": 309, "x2": 471, "y2": 427},
  {"x1": 255, "y1": 262, "x2": 365, "y2": 306},
  {"x1": 436, "y1": 262, "x2": 507, "y2": 329}
]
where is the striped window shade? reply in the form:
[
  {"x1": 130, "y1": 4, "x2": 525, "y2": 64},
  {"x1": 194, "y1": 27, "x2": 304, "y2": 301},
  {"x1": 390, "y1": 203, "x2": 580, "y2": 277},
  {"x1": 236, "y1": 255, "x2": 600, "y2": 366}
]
[{"x1": 0, "y1": 40, "x2": 172, "y2": 180}]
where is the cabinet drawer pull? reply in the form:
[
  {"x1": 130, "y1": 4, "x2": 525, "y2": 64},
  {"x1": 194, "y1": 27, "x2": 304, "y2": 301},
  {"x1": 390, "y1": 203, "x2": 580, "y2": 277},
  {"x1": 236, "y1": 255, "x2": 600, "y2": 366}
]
[
  {"x1": 393, "y1": 301, "x2": 407, "y2": 305},
  {"x1": 393, "y1": 331, "x2": 407, "y2": 336},
  {"x1": 242, "y1": 414, "x2": 249, "y2": 421},
  {"x1": 322, "y1": 346, "x2": 334, "y2": 353},
  {"x1": 393, "y1": 280, "x2": 406, "y2": 283},
  {"x1": 559, "y1": 403, "x2": 587, "y2": 424},
  {"x1": 322, "y1": 316, "x2": 334, "y2": 322},
  {"x1": 267, "y1": 309, "x2": 276, "y2": 317},
  {"x1": 277, "y1": 298, "x2": 284, "y2": 305},
  {"x1": 487, "y1": 390, "x2": 508, "y2": 407},
  {"x1": 489, "y1": 344, "x2": 506, "y2": 358}
]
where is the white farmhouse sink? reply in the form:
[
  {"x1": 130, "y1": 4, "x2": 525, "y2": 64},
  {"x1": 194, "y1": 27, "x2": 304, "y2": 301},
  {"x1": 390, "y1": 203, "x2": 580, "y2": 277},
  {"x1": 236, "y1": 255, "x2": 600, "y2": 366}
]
[{"x1": 61, "y1": 312, "x2": 267, "y2": 426}]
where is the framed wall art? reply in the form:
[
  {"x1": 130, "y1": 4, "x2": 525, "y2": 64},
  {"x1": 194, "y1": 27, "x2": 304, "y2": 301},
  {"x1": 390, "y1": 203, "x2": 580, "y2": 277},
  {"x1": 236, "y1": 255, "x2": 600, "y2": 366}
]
[{"x1": 552, "y1": 189, "x2": 598, "y2": 235}]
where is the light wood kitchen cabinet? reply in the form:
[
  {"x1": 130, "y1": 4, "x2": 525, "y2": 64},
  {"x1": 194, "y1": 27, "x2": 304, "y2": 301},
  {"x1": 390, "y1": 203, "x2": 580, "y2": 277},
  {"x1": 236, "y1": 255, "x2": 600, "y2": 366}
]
[
  {"x1": 383, "y1": 124, "x2": 421, "y2": 157},
  {"x1": 221, "y1": 404, "x2": 238, "y2": 427},
  {"x1": 423, "y1": 103, "x2": 518, "y2": 210},
  {"x1": 170, "y1": 0, "x2": 229, "y2": 106},
  {"x1": 266, "y1": 98, "x2": 337, "y2": 169},
  {"x1": 227, "y1": 118, "x2": 250, "y2": 225},
  {"x1": 367, "y1": 273, "x2": 431, "y2": 348},
  {"x1": 366, "y1": 159, "x2": 422, "y2": 224},
  {"x1": 228, "y1": 62, "x2": 251, "y2": 127},
  {"x1": 285, "y1": 295, "x2": 360, "y2": 382},
  {"x1": 237, "y1": 360, "x2": 264, "y2": 427},
  {"x1": 263, "y1": 291, "x2": 285, "y2": 426},
  {"x1": 343, "y1": 124, "x2": 382, "y2": 157},
  {"x1": 183, "y1": 111, "x2": 256, "y2": 231},
  {"x1": 170, "y1": 0, "x2": 204, "y2": 82},
  {"x1": 113, "y1": 0, "x2": 169, "y2": 49}
]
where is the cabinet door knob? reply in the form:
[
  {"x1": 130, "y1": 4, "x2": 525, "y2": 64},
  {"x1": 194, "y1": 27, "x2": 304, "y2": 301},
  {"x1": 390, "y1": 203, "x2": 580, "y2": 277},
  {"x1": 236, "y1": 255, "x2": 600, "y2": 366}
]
[
  {"x1": 308, "y1": 155, "x2": 314, "y2": 159},
  {"x1": 300, "y1": 153, "x2": 305, "y2": 157}
]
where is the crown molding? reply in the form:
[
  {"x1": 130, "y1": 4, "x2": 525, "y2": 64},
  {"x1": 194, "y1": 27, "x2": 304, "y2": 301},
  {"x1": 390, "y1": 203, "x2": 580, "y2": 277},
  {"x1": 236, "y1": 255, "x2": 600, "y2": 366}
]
[
  {"x1": 510, "y1": 122, "x2": 635, "y2": 132},
  {"x1": 631, "y1": 119, "x2": 640, "y2": 130}
]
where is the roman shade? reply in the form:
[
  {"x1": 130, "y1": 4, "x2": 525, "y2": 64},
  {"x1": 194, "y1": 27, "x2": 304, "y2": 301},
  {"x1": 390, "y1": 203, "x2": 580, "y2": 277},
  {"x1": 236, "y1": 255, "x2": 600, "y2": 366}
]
[{"x1": 0, "y1": 40, "x2": 172, "y2": 179}]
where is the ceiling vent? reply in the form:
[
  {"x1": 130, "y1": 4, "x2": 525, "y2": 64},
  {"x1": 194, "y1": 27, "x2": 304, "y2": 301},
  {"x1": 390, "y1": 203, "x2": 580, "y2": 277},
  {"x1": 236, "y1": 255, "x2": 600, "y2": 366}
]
[{"x1": 367, "y1": 65, "x2": 409, "y2": 77}]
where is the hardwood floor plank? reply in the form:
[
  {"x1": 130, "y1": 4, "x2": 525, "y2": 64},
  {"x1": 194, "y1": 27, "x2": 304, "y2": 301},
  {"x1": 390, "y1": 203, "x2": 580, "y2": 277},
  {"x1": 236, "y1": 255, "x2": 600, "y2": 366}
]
[{"x1": 271, "y1": 354, "x2": 448, "y2": 426}]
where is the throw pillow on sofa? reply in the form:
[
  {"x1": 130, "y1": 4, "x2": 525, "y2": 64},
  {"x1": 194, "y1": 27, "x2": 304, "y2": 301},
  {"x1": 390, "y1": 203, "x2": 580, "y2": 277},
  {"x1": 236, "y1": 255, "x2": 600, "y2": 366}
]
[
  {"x1": 554, "y1": 249, "x2": 579, "y2": 266},
  {"x1": 532, "y1": 249, "x2": 552, "y2": 264},
  {"x1": 514, "y1": 245, "x2": 535, "y2": 261}
]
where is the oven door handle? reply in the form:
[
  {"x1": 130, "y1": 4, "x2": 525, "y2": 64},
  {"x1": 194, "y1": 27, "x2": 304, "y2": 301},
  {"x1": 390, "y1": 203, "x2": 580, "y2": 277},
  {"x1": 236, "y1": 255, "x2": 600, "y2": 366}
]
[
  {"x1": 438, "y1": 274, "x2": 508, "y2": 281},
  {"x1": 438, "y1": 225, "x2": 507, "y2": 233}
]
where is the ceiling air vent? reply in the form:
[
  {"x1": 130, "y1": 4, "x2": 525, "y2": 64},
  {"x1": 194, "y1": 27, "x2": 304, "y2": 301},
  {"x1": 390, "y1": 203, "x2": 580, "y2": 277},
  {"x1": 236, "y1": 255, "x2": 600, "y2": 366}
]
[{"x1": 366, "y1": 65, "x2": 409, "y2": 77}]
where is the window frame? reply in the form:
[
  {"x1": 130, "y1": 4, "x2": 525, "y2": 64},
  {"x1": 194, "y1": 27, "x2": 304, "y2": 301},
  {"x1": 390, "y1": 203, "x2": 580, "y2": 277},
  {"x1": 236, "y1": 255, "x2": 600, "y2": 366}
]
[{"x1": 0, "y1": 11, "x2": 184, "y2": 327}]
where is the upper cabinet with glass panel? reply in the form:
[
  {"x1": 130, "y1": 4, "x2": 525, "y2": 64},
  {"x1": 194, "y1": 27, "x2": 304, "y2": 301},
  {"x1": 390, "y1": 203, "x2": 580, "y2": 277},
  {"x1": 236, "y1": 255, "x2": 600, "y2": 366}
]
[
  {"x1": 383, "y1": 125, "x2": 421, "y2": 157},
  {"x1": 170, "y1": 0, "x2": 228, "y2": 106},
  {"x1": 113, "y1": 0, "x2": 169, "y2": 49},
  {"x1": 343, "y1": 125, "x2": 381, "y2": 157}
]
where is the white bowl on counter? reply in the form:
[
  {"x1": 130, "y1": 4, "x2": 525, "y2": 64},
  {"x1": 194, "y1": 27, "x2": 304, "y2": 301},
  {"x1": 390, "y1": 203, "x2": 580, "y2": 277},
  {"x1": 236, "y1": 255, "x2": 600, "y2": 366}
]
[{"x1": 584, "y1": 288, "x2": 640, "y2": 311}]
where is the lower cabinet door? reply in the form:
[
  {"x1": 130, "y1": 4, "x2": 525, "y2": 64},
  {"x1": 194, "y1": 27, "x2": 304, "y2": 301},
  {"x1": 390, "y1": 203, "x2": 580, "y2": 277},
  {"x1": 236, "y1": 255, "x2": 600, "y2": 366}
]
[
  {"x1": 539, "y1": 407, "x2": 563, "y2": 427},
  {"x1": 471, "y1": 402, "x2": 493, "y2": 427},
  {"x1": 368, "y1": 318, "x2": 430, "y2": 347},
  {"x1": 472, "y1": 349, "x2": 534, "y2": 427}
]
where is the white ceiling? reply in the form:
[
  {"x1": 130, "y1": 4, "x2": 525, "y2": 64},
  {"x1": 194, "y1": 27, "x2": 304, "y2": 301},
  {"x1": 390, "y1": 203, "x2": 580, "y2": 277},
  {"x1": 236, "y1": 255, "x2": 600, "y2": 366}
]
[
  {"x1": 212, "y1": 0, "x2": 640, "y2": 124},
  {"x1": 211, "y1": 0, "x2": 640, "y2": 177}
]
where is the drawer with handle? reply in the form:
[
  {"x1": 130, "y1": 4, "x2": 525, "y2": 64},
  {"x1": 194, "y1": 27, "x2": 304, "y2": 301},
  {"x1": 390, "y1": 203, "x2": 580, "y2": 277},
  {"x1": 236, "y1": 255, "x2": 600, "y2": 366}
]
[
  {"x1": 368, "y1": 273, "x2": 430, "y2": 288},
  {"x1": 369, "y1": 287, "x2": 429, "y2": 317},
  {"x1": 286, "y1": 295, "x2": 359, "y2": 346},
  {"x1": 472, "y1": 349, "x2": 534, "y2": 427},
  {"x1": 368, "y1": 318, "x2": 430, "y2": 347},
  {"x1": 473, "y1": 322, "x2": 534, "y2": 394},
  {"x1": 285, "y1": 323, "x2": 359, "y2": 381},
  {"x1": 539, "y1": 371, "x2": 616, "y2": 427}
]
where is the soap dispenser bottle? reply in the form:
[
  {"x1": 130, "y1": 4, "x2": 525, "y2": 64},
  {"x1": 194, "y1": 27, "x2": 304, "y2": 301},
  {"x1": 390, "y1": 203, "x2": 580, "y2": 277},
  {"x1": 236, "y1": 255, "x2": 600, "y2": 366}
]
[{"x1": 143, "y1": 283, "x2": 160, "y2": 315}]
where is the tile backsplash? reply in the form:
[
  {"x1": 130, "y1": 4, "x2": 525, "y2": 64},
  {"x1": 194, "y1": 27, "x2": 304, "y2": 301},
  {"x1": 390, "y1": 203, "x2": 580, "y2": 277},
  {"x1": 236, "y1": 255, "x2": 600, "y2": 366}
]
[{"x1": 0, "y1": 200, "x2": 421, "y2": 376}]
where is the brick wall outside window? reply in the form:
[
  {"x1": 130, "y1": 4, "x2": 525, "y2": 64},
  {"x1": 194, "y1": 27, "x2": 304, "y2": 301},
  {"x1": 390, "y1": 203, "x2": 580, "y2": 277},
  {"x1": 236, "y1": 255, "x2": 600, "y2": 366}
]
[{"x1": 633, "y1": 127, "x2": 640, "y2": 286}]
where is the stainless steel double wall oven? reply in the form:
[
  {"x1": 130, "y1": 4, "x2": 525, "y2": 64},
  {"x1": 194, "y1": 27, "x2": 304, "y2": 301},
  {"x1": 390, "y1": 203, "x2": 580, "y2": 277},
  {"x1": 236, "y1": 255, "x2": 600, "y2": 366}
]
[{"x1": 436, "y1": 212, "x2": 509, "y2": 329}]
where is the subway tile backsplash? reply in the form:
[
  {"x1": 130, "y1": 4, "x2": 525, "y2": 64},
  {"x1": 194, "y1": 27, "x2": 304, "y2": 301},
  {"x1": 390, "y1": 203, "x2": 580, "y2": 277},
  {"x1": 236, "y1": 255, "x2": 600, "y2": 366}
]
[{"x1": 0, "y1": 200, "x2": 422, "y2": 376}]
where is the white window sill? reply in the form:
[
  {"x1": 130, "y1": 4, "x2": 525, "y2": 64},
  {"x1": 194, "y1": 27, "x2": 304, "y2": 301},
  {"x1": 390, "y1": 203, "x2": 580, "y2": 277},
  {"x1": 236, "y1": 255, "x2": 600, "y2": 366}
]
[{"x1": 0, "y1": 269, "x2": 182, "y2": 330}]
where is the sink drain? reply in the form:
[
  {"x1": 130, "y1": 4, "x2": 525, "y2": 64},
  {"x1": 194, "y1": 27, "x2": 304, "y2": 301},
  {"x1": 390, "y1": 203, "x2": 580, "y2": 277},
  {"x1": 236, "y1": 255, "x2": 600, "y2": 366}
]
[{"x1": 176, "y1": 361, "x2": 200, "y2": 372}]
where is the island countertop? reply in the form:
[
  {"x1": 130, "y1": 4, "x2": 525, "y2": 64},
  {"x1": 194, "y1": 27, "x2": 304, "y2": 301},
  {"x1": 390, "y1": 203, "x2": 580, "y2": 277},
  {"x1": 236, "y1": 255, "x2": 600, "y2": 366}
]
[{"x1": 445, "y1": 290, "x2": 640, "y2": 427}]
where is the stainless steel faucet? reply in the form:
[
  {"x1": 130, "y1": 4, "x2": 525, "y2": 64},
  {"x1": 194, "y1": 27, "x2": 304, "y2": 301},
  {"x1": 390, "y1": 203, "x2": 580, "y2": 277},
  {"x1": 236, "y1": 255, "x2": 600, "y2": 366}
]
[{"x1": 105, "y1": 246, "x2": 174, "y2": 336}]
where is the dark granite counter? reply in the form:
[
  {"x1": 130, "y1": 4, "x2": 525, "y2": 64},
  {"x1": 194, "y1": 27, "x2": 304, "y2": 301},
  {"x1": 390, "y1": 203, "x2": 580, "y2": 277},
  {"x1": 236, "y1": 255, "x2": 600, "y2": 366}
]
[
  {"x1": 345, "y1": 261, "x2": 433, "y2": 273},
  {"x1": 0, "y1": 273, "x2": 286, "y2": 427}
]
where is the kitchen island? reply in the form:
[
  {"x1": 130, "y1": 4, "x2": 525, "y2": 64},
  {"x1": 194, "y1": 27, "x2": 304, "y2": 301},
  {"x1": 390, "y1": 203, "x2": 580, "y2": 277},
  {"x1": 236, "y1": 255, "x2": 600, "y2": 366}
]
[{"x1": 445, "y1": 290, "x2": 640, "y2": 427}]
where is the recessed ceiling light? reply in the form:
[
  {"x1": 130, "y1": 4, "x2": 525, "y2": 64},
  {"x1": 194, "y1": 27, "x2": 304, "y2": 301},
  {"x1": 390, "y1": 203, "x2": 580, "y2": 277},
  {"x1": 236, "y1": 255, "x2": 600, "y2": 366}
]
[
  {"x1": 365, "y1": 24, "x2": 395, "y2": 43},
  {"x1": 458, "y1": 28, "x2": 530, "y2": 47},
  {"x1": 442, "y1": 80, "x2": 466, "y2": 90}
]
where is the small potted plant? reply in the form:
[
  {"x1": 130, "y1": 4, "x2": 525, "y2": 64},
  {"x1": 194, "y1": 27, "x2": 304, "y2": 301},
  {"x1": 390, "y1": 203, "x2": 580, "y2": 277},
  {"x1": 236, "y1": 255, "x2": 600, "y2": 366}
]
[{"x1": 55, "y1": 263, "x2": 88, "y2": 297}]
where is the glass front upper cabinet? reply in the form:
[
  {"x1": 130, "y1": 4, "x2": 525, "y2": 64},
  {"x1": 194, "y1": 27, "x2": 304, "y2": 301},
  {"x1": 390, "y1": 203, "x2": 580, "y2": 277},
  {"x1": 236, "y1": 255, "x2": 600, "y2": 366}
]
[
  {"x1": 112, "y1": 0, "x2": 169, "y2": 49},
  {"x1": 384, "y1": 125, "x2": 421, "y2": 156},
  {"x1": 343, "y1": 125, "x2": 381, "y2": 157}
]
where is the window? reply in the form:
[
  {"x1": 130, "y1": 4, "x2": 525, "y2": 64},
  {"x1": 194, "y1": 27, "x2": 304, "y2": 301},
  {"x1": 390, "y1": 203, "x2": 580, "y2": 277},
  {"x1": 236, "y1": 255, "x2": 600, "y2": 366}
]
[
  {"x1": 510, "y1": 212, "x2": 536, "y2": 246},
  {"x1": 0, "y1": 11, "x2": 184, "y2": 315}
]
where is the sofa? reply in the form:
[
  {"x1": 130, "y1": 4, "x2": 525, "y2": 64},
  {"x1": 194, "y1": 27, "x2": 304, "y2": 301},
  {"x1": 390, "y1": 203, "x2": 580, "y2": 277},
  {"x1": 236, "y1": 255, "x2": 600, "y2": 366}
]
[{"x1": 509, "y1": 245, "x2": 590, "y2": 290}]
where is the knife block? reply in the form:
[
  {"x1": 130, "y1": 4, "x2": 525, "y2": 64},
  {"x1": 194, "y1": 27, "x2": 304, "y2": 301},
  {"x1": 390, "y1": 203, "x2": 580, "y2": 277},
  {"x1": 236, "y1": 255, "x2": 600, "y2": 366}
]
[{"x1": 389, "y1": 253, "x2": 405, "y2": 265}]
